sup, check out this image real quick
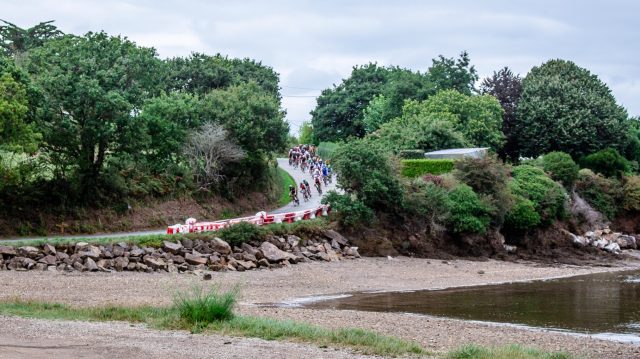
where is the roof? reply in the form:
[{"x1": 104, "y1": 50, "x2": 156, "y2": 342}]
[{"x1": 425, "y1": 148, "x2": 489, "y2": 155}]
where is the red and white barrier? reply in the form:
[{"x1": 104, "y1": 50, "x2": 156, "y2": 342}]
[{"x1": 166, "y1": 204, "x2": 331, "y2": 235}]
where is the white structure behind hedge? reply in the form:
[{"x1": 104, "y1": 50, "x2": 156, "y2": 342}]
[{"x1": 424, "y1": 148, "x2": 489, "y2": 160}]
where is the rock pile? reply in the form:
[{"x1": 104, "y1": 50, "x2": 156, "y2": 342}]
[
  {"x1": 0, "y1": 230, "x2": 359, "y2": 273},
  {"x1": 564, "y1": 227, "x2": 637, "y2": 253}
]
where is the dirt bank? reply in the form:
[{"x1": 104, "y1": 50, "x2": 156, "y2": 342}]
[{"x1": 0, "y1": 256, "x2": 639, "y2": 358}]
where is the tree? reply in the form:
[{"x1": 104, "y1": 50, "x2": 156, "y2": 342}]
[
  {"x1": 298, "y1": 121, "x2": 314, "y2": 144},
  {"x1": 25, "y1": 32, "x2": 163, "y2": 195},
  {"x1": 480, "y1": 67, "x2": 522, "y2": 161},
  {"x1": 183, "y1": 123, "x2": 245, "y2": 189},
  {"x1": 362, "y1": 94, "x2": 391, "y2": 133},
  {"x1": 0, "y1": 72, "x2": 39, "y2": 152},
  {"x1": 515, "y1": 59, "x2": 629, "y2": 159},
  {"x1": 427, "y1": 51, "x2": 478, "y2": 96},
  {"x1": 0, "y1": 20, "x2": 62, "y2": 61}
]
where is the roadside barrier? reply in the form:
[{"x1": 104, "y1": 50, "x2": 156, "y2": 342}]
[{"x1": 166, "y1": 204, "x2": 331, "y2": 234}]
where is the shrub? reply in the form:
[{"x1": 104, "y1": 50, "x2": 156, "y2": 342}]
[
  {"x1": 446, "y1": 184, "x2": 492, "y2": 234},
  {"x1": 581, "y1": 148, "x2": 629, "y2": 178},
  {"x1": 504, "y1": 195, "x2": 541, "y2": 231},
  {"x1": 332, "y1": 140, "x2": 403, "y2": 212},
  {"x1": 509, "y1": 165, "x2": 567, "y2": 224},
  {"x1": 453, "y1": 156, "x2": 512, "y2": 225},
  {"x1": 622, "y1": 176, "x2": 640, "y2": 212},
  {"x1": 403, "y1": 180, "x2": 452, "y2": 231},
  {"x1": 401, "y1": 159, "x2": 454, "y2": 177},
  {"x1": 217, "y1": 222, "x2": 262, "y2": 245},
  {"x1": 422, "y1": 174, "x2": 444, "y2": 186},
  {"x1": 398, "y1": 150, "x2": 425, "y2": 159},
  {"x1": 574, "y1": 169, "x2": 622, "y2": 219},
  {"x1": 317, "y1": 141, "x2": 340, "y2": 160},
  {"x1": 322, "y1": 191, "x2": 374, "y2": 226},
  {"x1": 542, "y1": 151, "x2": 579, "y2": 187},
  {"x1": 174, "y1": 285, "x2": 238, "y2": 325}
]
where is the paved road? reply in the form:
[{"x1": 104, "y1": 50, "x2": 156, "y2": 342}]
[
  {"x1": 1, "y1": 158, "x2": 335, "y2": 243},
  {"x1": 271, "y1": 158, "x2": 336, "y2": 214}
]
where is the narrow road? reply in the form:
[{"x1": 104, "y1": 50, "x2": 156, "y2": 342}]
[{"x1": 1, "y1": 158, "x2": 335, "y2": 243}]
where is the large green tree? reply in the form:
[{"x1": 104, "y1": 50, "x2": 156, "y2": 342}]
[
  {"x1": 26, "y1": 32, "x2": 163, "y2": 194},
  {"x1": 0, "y1": 72, "x2": 39, "y2": 153},
  {"x1": 0, "y1": 20, "x2": 62, "y2": 60},
  {"x1": 427, "y1": 51, "x2": 478, "y2": 96},
  {"x1": 515, "y1": 59, "x2": 629, "y2": 159}
]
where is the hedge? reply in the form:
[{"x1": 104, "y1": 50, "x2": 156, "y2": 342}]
[
  {"x1": 399, "y1": 150, "x2": 425, "y2": 159},
  {"x1": 401, "y1": 159, "x2": 455, "y2": 177},
  {"x1": 317, "y1": 142, "x2": 339, "y2": 160}
]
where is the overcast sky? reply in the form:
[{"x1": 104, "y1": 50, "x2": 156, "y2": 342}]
[{"x1": 3, "y1": 0, "x2": 639, "y2": 134}]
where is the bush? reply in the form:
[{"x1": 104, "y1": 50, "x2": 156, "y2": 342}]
[
  {"x1": 317, "y1": 142, "x2": 340, "y2": 160},
  {"x1": 217, "y1": 222, "x2": 262, "y2": 245},
  {"x1": 622, "y1": 176, "x2": 640, "y2": 212},
  {"x1": 446, "y1": 184, "x2": 492, "y2": 234},
  {"x1": 581, "y1": 148, "x2": 629, "y2": 178},
  {"x1": 174, "y1": 285, "x2": 238, "y2": 325},
  {"x1": 403, "y1": 180, "x2": 452, "y2": 231},
  {"x1": 401, "y1": 159, "x2": 454, "y2": 177},
  {"x1": 542, "y1": 151, "x2": 579, "y2": 187},
  {"x1": 574, "y1": 169, "x2": 622, "y2": 219},
  {"x1": 332, "y1": 140, "x2": 404, "y2": 212},
  {"x1": 509, "y1": 165, "x2": 567, "y2": 224},
  {"x1": 504, "y1": 195, "x2": 541, "y2": 231},
  {"x1": 322, "y1": 191, "x2": 374, "y2": 227},
  {"x1": 398, "y1": 150, "x2": 424, "y2": 159}
]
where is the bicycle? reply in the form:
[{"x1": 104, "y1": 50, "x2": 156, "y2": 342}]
[
  {"x1": 315, "y1": 179, "x2": 322, "y2": 195},
  {"x1": 290, "y1": 192, "x2": 300, "y2": 206}
]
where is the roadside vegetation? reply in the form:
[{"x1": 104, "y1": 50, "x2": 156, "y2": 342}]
[
  {"x1": 276, "y1": 166, "x2": 296, "y2": 206},
  {"x1": 0, "y1": 285, "x2": 427, "y2": 357},
  {"x1": 445, "y1": 344, "x2": 576, "y2": 359}
]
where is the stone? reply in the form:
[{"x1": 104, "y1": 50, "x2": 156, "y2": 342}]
[
  {"x1": 257, "y1": 258, "x2": 270, "y2": 268},
  {"x1": 242, "y1": 253, "x2": 257, "y2": 262},
  {"x1": 73, "y1": 261, "x2": 86, "y2": 272},
  {"x1": 185, "y1": 253, "x2": 208, "y2": 266},
  {"x1": 56, "y1": 252, "x2": 69, "y2": 261},
  {"x1": 209, "y1": 254, "x2": 221, "y2": 264},
  {"x1": 330, "y1": 239, "x2": 341, "y2": 250},
  {"x1": 0, "y1": 246, "x2": 17, "y2": 256},
  {"x1": 616, "y1": 235, "x2": 637, "y2": 249},
  {"x1": 603, "y1": 227, "x2": 611, "y2": 234},
  {"x1": 168, "y1": 253, "x2": 185, "y2": 264},
  {"x1": 503, "y1": 244, "x2": 517, "y2": 253},
  {"x1": 129, "y1": 247, "x2": 145, "y2": 257},
  {"x1": 22, "y1": 258, "x2": 36, "y2": 269},
  {"x1": 112, "y1": 246, "x2": 125, "y2": 257},
  {"x1": 39, "y1": 255, "x2": 57, "y2": 266},
  {"x1": 34, "y1": 263, "x2": 47, "y2": 271},
  {"x1": 135, "y1": 262, "x2": 149, "y2": 272},
  {"x1": 203, "y1": 273, "x2": 212, "y2": 280},
  {"x1": 241, "y1": 243, "x2": 258, "y2": 256},
  {"x1": 75, "y1": 242, "x2": 89, "y2": 250},
  {"x1": 314, "y1": 251, "x2": 330, "y2": 261},
  {"x1": 323, "y1": 242, "x2": 332, "y2": 253},
  {"x1": 163, "y1": 241, "x2": 183, "y2": 254},
  {"x1": 43, "y1": 243, "x2": 57, "y2": 255},
  {"x1": 324, "y1": 230, "x2": 348, "y2": 246},
  {"x1": 211, "y1": 238, "x2": 232, "y2": 255},
  {"x1": 259, "y1": 242, "x2": 297, "y2": 263},
  {"x1": 325, "y1": 249, "x2": 340, "y2": 262},
  {"x1": 593, "y1": 239, "x2": 608, "y2": 249},
  {"x1": 182, "y1": 239, "x2": 193, "y2": 249},
  {"x1": 286, "y1": 235, "x2": 301, "y2": 247},
  {"x1": 47, "y1": 265, "x2": 58, "y2": 272},
  {"x1": 604, "y1": 242, "x2": 621, "y2": 253},
  {"x1": 143, "y1": 256, "x2": 167, "y2": 270},
  {"x1": 235, "y1": 259, "x2": 256, "y2": 270},
  {"x1": 126, "y1": 262, "x2": 137, "y2": 271},
  {"x1": 85, "y1": 257, "x2": 99, "y2": 272},
  {"x1": 78, "y1": 245, "x2": 102, "y2": 259},
  {"x1": 114, "y1": 257, "x2": 129, "y2": 271},
  {"x1": 17, "y1": 246, "x2": 39, "y2": 258},
  {"x1": 346, "y1": 247, "x2": 360, "y2": 258}
]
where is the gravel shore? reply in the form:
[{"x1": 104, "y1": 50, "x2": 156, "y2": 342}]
[{"x1": 1, "y1": 255, "x2": 639, "y2": 358}]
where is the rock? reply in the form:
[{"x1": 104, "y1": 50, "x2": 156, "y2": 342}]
[
  {"x1": 324, "y1": 230, "x2": 348, "y2": 246},
  {"x1": 47, "y1": 265, "x2": 58, "y2": 272},
  {"x1": 43, "y1": 243, "x2": 57, "y2": 255},
  {"x1": 330, "y1": 239, "x2": 341, "y2": 250},
  {"x1": 203, "y1": 273, "x2": 212, "y2": 280},
  {"x1": 34, "y1": 263, "x2": 47, "y2": 271},
  {"x1": 78, "y1": 245, "x2": 102, "y2": 259},
  {"x1": 75, "y1": 242, "x2": 89, "y2": 250},
  {"x1": 112, "y1": 245, "x2": 125, "y2": 257},
  {"x1": 0, "y1": 246, "x2": 17, "y2": 256},
  {"x1": 286, "y1": 235, "x2": 301, "y2": 247},
  {"x1": 593, "y1": 239, "x2": 608, "y2": 249},
  {"x1": 56, "y1": 252, "x2": 69, "y2": 261},
  {"x1": 241, "y1": 243, "x2": 258, "y2": 256},
  {"x1": 503, "y1": 244, "x2": 517, "y2": 253},
  {"x1": 325, "y1": 249, "x2": 340, "y2": 262},
  {"x1": 73, "y1": 261, "x2": 86, "y2": 272},
  {"x1": 257, "y1": 258, "x2": 270, "y2": 268},
  {"x1": 603, "y1": 227, "x2": 611, "y2": 234},
  {"x1": 478, "y1": 270, "x2": 485, "y2": 274},
  {"x1": 163, "y1": 241, "x2": 183, "y2": 254},
  {"x1": 323, "y1": 242, "x2": 332, "y2": 253},
  {"x1": 211, "y1": 238, "x2": 232, "y2": 255},
  {"x1": 143, "y1": 256, "x2": 167, "y2": 270},
  {"x1": 314, "y1": 251, "x2": 330, "y2": 261},
  {"x1": 17, "y1": 246, "x2": 40, "y2": 258},
  {"x1": 126, "y1": 262, "x2": 137, "y2": 271},
  {"x1": 39, "y1": 255, "x2": 58, "y2": 266},
  {"x1": 604, "y1": 242, "x2": 621, "y2": 253},
  {"x1": 135, "y1": 262, "x2": 149, "y2": 272},
  {"x1": 259, "y1": 242, "x2": 297, "y2": 263},
  {"x1": 185, "y1": 253, "x2": 208, "y2": 266},
  {"x1": 242, "y1": 253, "x2": 257, "y2": 262},
  {"x1": 129, "y1": 247, "x2": 145, "y2": 257},
  {"x1": 616, "y1": 235, "x2": 637, "y2": 249},
  {"x1": 114, "y1": 257, "x2": 129, "y2": 271},
  {"x1": 85, "y1": 257, "x2": 99, "y2": 272},
  {"x1": 182, "y1": 239, "x2": 193, "y2": 249},
  {"x1": 235, "y1": 259, "x2": 256, "y2": 270},
  {"x1": 168, "y1": 253, "x2": 185, "y2": 264}
]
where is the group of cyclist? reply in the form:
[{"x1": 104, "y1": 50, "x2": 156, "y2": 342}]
[{"x1": 287, "y1": 145, "x2": 333, "y2": 206}]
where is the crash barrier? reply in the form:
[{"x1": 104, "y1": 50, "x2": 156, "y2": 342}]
[{"x1": 166, "y1": 204, "x2": 331, "y2": 234}]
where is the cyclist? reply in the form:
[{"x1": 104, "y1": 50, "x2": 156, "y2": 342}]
[
  {"x1": 289, "y1": 185, "x2": 299, "y2": 206},
  {"x1": 321, "y1": 164, "x2": 329, "y2": 185},
  {"x1": 303, "y1": 179, "x2": 311, "y2": 198},
  {"x1": 300, "y1": 181, "x2": 309, "y2": 201}
]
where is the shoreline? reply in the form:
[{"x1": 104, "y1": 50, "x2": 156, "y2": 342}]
[{"x1": 1, "y1": 255, "x2": 639, "y2": 357}]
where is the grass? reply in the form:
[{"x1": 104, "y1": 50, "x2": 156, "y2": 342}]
[
  {"x1": 0, "y1": 285, "x2": 428, "y2": 357},
  {"x1": 276, "y1": 166, "x2": 296, "y2": 206},
  {"x1": 445, "y1": 344, "x2": 577, "y2": 359}
]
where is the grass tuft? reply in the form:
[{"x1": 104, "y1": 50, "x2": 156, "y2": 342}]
[
  {"x1": 174, "y1": 285, "x2": 238, "y2": 325},
  {"x1": 446, "y1": 344, "x2": 577, "y2": 359}
]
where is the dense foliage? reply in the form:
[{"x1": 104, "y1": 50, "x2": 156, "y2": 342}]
[
  {"x1": 509, "y1": 165, "x2": 567, "y2": 225},
  {"x1": 581, "y1": 148, "x2": 629, "y2": 178},
  {"x1": 541, "y1": 151, "x2": 579, "y2": 188},
  {"x1": 401, "y1": 159, "x2": 454, "y2": 177}
]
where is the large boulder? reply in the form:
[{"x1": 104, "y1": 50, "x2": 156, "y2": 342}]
[
  {"x1": 163, "y1": 241, "x2": 183, "y2": 254},
  {"x1": 78, "y1": 245, "x2": 102, "y2": 259},
  {"x1": 114, "y1": 257, "x2": 129, "y2": 271},
  {"x1": 259, "y1": 242, "x2": 297, "y2": 263},
  {"x1": 324, "y1": 230, "x2": 348, "y2": 246},
  {"x1": 84, "y1": 257, "x2": 99, "y2": 272},
  {"x1": 143, "y1": 256, "x2": 167, "y2": 271},
  {"x1": 43, "y1": 243, "x2": 57, "y2": 255},
  {"x1": 38, "y1": 255, "x2": 57, "y2": 266},
  {"x1": 616, "y1": 235, "x2": 637, "y2": 249},
  {"x1": 17, "y1": 246, "x2": 40, "y2": 259},
  {"x1": 211, "y1": 238, "x2": 231, "y2": 255},
  {"x1": 604, "y1": 242, "x2": 621, "y2": 253},
  {"x1": 0, "y1": 246, "x2": 16, "y2": 256},
  {"x1": 185, "y1": 253, "x2": 208, "y2": 266}
]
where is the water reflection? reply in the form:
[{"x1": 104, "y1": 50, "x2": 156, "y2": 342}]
[{"x1": 306, "y1": 271, "x2": 640, "y2": 336}]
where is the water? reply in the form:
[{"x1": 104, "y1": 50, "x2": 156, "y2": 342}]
[{"x1": 303, "y1": 270, "x2": 640, "y2": 340}]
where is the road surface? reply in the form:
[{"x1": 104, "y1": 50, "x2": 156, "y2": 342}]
[{"x1": 1, "y1": 158, "x2": 335, "y2": 243}]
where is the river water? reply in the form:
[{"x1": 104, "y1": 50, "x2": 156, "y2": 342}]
[{"x1": 302, "y1": 270, "x2": 640, "y2": 342}]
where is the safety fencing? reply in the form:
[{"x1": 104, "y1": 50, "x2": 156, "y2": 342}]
[{"x1": 166, "y1": 204, "x2": 331, "y2": 234}]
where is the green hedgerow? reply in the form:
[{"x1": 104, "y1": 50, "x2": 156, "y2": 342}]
[
  {"x1": 542, "y1": 151, "x2": 579, "y2": 187},
  {"x1": 446, "y1": 184, "x2": 493, "y2": 234},
  {"x1": 509, "y1": 165, "x2": 567, "y2": 224}
]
